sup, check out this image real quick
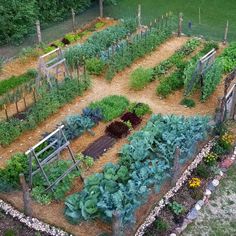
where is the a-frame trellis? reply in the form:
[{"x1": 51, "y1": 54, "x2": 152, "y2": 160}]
[
  {"x1": 37, "y1": 48, "x2": 70, "y2": 88},
  {"x1": 185, "y1": 49, "x2": 216, "y2": 96},
  {"x1": 25, "y1": 125, "x2": 82, "y2": 192}
]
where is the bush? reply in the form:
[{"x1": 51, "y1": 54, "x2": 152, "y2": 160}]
[
  {"x1": 180, "y1": 98, "x2": 196, "y2": 108},
  {"x1": 129, "y1": 67, "x2": 153, "y2": 90},
  {"x1": 168, "y1": 201, "x2": 185, "y2": 216},
  {"x1": 89, "y1": 95, "x2": 129, "y2": 121},
  {"x1": 195, "y1": 163, "x2": 211, "y2": 178},
  {"x1": 105, "y1": 121, "x2": 130, "y2": 138},
  {"x1": 86, "y1": 57, "x2": 105, "y2": 75},
  {"x1": 127, "y1": 102, "x2": 152, "y2": 117},
  {"x1": 153, "y1": 218, "x2": 169, "y2": 233}
]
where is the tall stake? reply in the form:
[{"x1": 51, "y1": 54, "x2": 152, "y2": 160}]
[
  {"x1": 223, "y1": 20, "x2": 229, "y2": 45},
  {"x1": 71, "y1": 8, "x2": 76, "y2": 33},
  {"x1": 99, "y1": 0, "x2": 104, "y2": 18},
  {"x1": 112, "y1": 211, "x2": 122, "y2": 236},
  {"x1": 178, "y1": 13, "x2": 183, "y2": 37},
  {"x1": 19, "y1": 173, "x2": 32, "y2": 217},
  {"x1": 198, "y1": 7, "x2": 201, "y2": 24},
  {"x1": 36, "y1": 20, "x2": 42, "y2": 44},
  {"x1": 138, "y1": 4, "x2": 141, "y2": 28}
]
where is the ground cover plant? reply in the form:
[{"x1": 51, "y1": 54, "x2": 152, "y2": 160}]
[
  {"x1": 0, "y1": 75, "x2": 90, "y2": 146},
  {"x1": 127, "y1": 102, "x2": 152, "y2": 117},
  {"x1": 64, "y1": 114, "x2": 211, "y2": 227},
  {"x1": 89, "y1": 95, "x2": 129, "y2": 121}
]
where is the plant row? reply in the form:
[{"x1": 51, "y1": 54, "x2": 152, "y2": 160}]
[
  {"x1": 0, "y1": 75, "x2": 90, "y2": 146},
  {"x1": 64, "y1": 114, "x2": 211, "y2": 227},
  {"x1": 143, "y1": 124, "x2": 235, "y2": 236},
  {"x1": 65, "y1": 19, "x2": 137, "y2": 69},
  {"x1": 129, "y1": 38, "x2": 201, "y2": 91},
  {"x1": 156, "y1": 41, "x2": 219, "y2": 98}
]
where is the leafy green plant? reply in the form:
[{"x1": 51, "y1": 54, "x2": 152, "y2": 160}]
[
  {"x1": 89, "y1": 95, "x2": 129, "y2": 121},
  {"x1": 204, "y1": 152, "x2": 218, "y2": 166},
  {"x1": 4, "y1": 229, "x2": 16, "y2": 236},
  {"x1": 129, "y1": 67, "x2": 153, "y2": 90},
  {"x1": 0, "y1": 153, "x2": 28, "y2": 191},
  {"x1": 64, "y1": 33, "x2": 76, "y2": 43},
  {"x1": 95, "y1": 22, "x2": 105, "y2": 29},
  {"x1": 168, "y1": 201, "x2": 185, "y2": 215},
  {"x1": 180, "y1": 98, "x2": 196, "y2": 108},
  {"x1": 153, "y1": 217, "x2": 169, "y2": 233},
  {"x1": 195, "y1": 163, "x2": 211, "y2": 178},
  {"x1": 64, "y1": 114, "x2": 210, "y2": 225},
  {"x1": 127, "y1": 102, "x2": 152, "y2": 117},
  {"x1": 86, "y1": 57, "x2": 105, "y2": 75}
]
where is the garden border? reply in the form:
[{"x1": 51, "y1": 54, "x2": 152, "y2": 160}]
[
  {"x1": 135, "y1": 138, "x2": 216, "y2": 236},
  {"x1": 0, "y1": 199, "x2": 71, "y2": 236}
]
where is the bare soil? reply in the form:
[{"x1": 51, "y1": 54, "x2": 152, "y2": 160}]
[{"x1": 0, "y1": 36, "x2": 226, "y2": 236}]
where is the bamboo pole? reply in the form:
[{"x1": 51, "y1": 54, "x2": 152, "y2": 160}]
[
  {"x1": 71, "y1": 8, "x2": 76, "y2": 33},
  {"x1": 223, "y1": 20, "x2": 229, "y2": 45},
  {"x1": 36, "y1": 20, "x2": 42, "y2": 44}
]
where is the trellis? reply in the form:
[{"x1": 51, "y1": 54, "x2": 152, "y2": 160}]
[
  {"x1": 37, "y1": 48, "x2": 69, "y2": 88},
  {"x1": 185, "y1": 49, "x2": 216, "y2": 96},
  {"x1": 25, "y1": 125, "x2": 82, "y2": 191}
]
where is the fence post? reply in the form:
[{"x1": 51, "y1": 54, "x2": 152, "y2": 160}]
[
  {"x1": 3, "y1": 104, "x2": 8, "y2": 120},
  {"x1": 71, "y1": 8, "x2": 76, "y2": 33},
  {"x1": 178, "y1": 13, "x2": 183, "y2": 37},
  {"x1": 19, "y1": 173, "x2": 32, "y2": 217},
  {"x1": 229, "y1": 85, "x2": 236, "y2": 119},
  {"x1": 36, "y1": 20, "x2": 42, "y2": 44},
  {"x1": 112, "y1": 211, "x2": 122, "y2": 236},
  {"x1": 223, "y1": 20, "x2": 229, "y2": 45},
  {"x1": 99, "y1": 0, "x2": 104, "y2": 18},
  {"x1": 171, "y1": 147, "x2": 181, "y2": 187},
  {"x1": 137, "y1": 4, "x2": 141, "y2": 28}
]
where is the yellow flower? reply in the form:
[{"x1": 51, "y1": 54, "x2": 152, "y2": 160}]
[{"x1": 188, "y1": 177, "x2": 201, "y2": 188}]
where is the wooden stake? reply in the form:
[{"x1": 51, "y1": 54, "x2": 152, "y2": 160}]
[
  {"x1": 229, "y1": 85, "x2": 236, "y2": 119},
  {"x1": 223, "y1": 20, "x2": 229, "y2": 45},
  {"x1": 178, "y1": 13, "x2": 183, "y2": 37},
  {"x1": 36, "y1": 20, "x2": 42, "y2": 44},
  {"x1": 19, "y1": 173, "x2": 32, "y2": 217},
  {"x1": 112, "y1": 211, "x2": 122, "y2": 236},
  {"x1": 171, "y1": 147, "x2": 181, "y2": 187},
  {"x1": 138, "y1": 4, "x2": 141, "y2": 28},
  {"x1": 71, "y1": 8, "x2": 76, "y2": 33},
  {"x1": 3, "y1": 104, "x2": 8, "y2": 120},
  {"x1": 99, "y1": 0, "x2": 104, "y2": 18},
  {"x1": 199, "y1": 7, "x2": 201, "y2": 24},
  {"x1": 23, "y1": 92, "x2": 27, "y2": 110}
]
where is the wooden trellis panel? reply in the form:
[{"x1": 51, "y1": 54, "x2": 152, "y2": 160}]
[{"x1": 25, "y1": 125, "x2": 82, "y2": 192}]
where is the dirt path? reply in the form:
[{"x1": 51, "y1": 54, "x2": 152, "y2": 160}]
[{"x1": 0, "y1": 36, "x2": 226, "y2": 167}]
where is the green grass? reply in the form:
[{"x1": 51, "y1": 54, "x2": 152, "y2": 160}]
[{"x1": 104, "y1": 0, "x2": 236, "y2": 41}]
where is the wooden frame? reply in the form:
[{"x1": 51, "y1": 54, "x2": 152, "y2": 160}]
[{"x1": 25, "y1": 125, "x2": 82, "y2": 192}]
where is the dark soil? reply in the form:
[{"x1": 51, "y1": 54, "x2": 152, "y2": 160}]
[
  {"x1": 0, "y1": 209, "x2": 49, "y2": 236},
  {"x1": 82, "y1": 134, "x2": 116, "y2": 159}
]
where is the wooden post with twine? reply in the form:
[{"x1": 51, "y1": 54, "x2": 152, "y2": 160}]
[
  {"x1": 178, "y1": 13, "x2": 183, "y2": 37},
  {"x1": 19, "y1": 173, "x2": 32, "y2": 217},
  {"x1": 36, "y1": 20, "x2": 42, "y2": 44},
  {"x1": 71, "y1": 8, "x2": 76, "y2": 33},
  {"x1": 112, "y1": 211, "x2": 122, "y2": 236},
  {"x1": 223, "y1": 20, "x2": 229, "y2": 45}
]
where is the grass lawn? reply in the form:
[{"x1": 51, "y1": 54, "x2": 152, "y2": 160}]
[{"x1": 104, "y1": 0, "x2": 236, "y2": 41}]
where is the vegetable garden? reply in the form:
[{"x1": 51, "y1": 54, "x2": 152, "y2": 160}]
[{"x1": 0, "y1": 12, "x2": 235, "y2": 236}]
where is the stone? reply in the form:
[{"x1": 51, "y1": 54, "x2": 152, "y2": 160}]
[
  {"x1": 219, "y1": 170, "x2": 224, "y2": 176},
  {"x1": 204, "y1": 189, "x2": 212, "y2": 196},
  {"x1": 195, "y1": 204, "x2": 201, "y2": 211},
  {"x1": 212, "y1": 179, "x2": 220, "y2": 187},
  {"x1": 196, "y1": 200, "x2": 204, "y2": 207},
  {"x1": 187, "y1": 208, "x2": 199, "y2": 220},
  {"x1": 207, "y1": 182, "x2": 216, "y2": 192},
  {"x1": 170, "y1": 234, "x2": 177, "y2": 236}
]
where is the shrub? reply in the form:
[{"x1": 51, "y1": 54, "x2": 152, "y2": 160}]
[
  {"x1": 195, "y1": 163, "x2": 211, "y2": 178},
  {"x1": 121, "y1": 112, "x2": 142, "y2": 128},
  {"x1": 180, "y1": 98, "x2": 196, "y2": 108},
  {"x1": 129, "y1": 67, "x2": 153, "y2": 90},
  {"x1": 156, "y1": 81, "x2": 172, "y2": 98},
  {"x1": 219, "y1": 132, "x2": 234, "y2": 152},
  {"x1": 168, "y1": 201, "x2": 185, "y2": 216},
  {"x1": 153, "y1": 218, "x2": 169, "y2": 233},
  {"x1": 89, "y1": 95, "x2": 129, "y2": 121},
  {"x1": 127, "y1": 102, "x2": 152, "y2": 117},
  {"x1": 105, "y1": 121, "x2": 129, "y2": 138},
  {"x1": 86, "y1": 57, "x2": 105, "y2": 75},
  {"x1": 64, "y1": 33, "x2": 76, "y2": 43},
  {"x1": 204, "y1": 152, "x2": 218, "y2": 166}
]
